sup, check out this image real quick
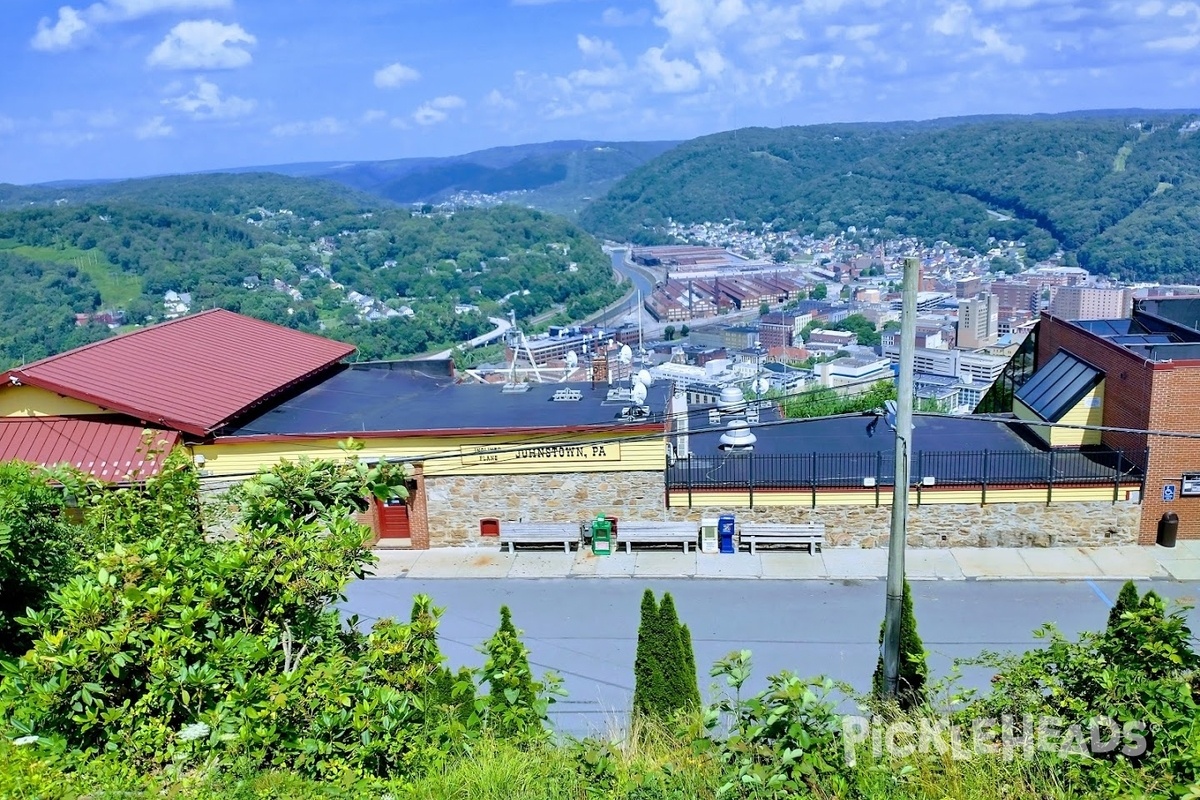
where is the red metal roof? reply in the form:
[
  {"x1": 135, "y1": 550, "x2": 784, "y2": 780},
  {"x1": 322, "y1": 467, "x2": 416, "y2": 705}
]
[
  {"x1": 0, "y1": 418, "x2": 180, "y2": 482},
  {"x1": 8, "y1": 309, "x2": 355, "y2": 436}
]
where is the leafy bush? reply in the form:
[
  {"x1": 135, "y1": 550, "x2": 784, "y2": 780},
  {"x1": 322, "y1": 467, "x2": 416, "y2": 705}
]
[
  {"x1": 0, "y1": 453, "x2": 556, "y2": 781},
  {"x1": 0, "y1": 462, "x2": 81, "y2": 659}
]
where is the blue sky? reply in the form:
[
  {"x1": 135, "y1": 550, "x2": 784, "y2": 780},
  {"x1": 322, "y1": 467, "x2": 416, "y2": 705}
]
[{"x1": 3, "y1": 0, "x2": 1200, "y2": 184}]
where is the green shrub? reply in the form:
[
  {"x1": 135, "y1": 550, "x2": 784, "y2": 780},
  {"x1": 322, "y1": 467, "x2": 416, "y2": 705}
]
[
  {"x1": 872, "y1": 579, "x2": 928, "y2": 710},
  {"x1": 0, "y1": 462, "x2": 81, "y2": 658}
]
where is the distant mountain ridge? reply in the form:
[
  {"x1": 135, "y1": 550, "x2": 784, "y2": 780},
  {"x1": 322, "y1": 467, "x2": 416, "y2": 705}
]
[
  {"x1": 4, "y1": 139, "x2": 679, "y2": 218},
  {"x1": 579, "y1": 109, "x2": 1200, "y2": 283}
]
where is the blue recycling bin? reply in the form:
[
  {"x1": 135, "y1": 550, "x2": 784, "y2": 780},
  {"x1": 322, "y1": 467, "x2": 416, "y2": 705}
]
[{"x1": 718, "y1": 514, "x2": 736, "y2": 554}]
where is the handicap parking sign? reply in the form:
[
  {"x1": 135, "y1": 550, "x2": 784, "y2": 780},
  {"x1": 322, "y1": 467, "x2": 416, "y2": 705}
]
[{"x1": 1163, "y1": 484, "x2": 1177, "y2": 502}]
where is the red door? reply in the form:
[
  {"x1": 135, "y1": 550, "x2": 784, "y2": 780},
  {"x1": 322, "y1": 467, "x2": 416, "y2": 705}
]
[{"x1": 375, "y1": 496, "x2": 411, "y2": 539}]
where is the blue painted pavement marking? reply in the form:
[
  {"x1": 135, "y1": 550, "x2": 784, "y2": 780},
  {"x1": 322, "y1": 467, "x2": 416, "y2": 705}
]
[{"x1": 1087, "y1": 579, "x2": 1114, "y2": 608}]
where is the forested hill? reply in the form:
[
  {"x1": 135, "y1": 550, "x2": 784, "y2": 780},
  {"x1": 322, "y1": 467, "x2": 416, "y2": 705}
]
[
  {"x1": 579, "y1": 112, "x2": 1200, "y2": 283},
  {"x1": 0, "y1": 173, "x2": 621, "y2": 368}
]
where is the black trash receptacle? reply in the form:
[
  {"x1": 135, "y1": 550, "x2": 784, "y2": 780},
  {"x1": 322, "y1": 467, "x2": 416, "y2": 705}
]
[
  {"x1": 1157, "y1": 512, "x2": 1179, "y2": 548},
  {"x1": 718, "y1": 514, "x2": 736, "y2": 554}
]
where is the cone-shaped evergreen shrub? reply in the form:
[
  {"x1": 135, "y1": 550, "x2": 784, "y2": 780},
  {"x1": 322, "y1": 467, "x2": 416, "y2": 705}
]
[
  {"x1": 633, "y1": 590, "x2": 701, "y2": 719},
  {"x1": 872, "y1": 580, "x2": 927, "y2": 709},
  {"x1": 633, "y1": 589, "x2": 664, "y2": 717},
  {"x1": 679, "y1": 622, "x2": 701, "y2": 709},
  {"x1": 1108, "y1": 580, "x2": 1141, "y2": 629}
]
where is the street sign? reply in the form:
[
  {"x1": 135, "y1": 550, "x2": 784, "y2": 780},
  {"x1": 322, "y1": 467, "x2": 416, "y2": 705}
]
[{"x1": 1163, "y1": 484, "x2": 1177, "y2": 502}]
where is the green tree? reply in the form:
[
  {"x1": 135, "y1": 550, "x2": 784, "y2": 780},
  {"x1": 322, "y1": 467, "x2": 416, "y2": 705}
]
[
  {"x1": 0, "y1": 462, "x2": 81, "y2": 658},
  {"x1": 680, "y1": 324, "x2": 689, "y2": 337},
  {"x1": 1107, "y1": 580, "x2": 1141, "y2": 630},
  {"x1": 759, "y1": 301, "x2": 771, "y2": 316},
  {"x1": 633, "y1": 590, "x2": 699, "y2": 720},
  {"x1": 664, "y1": 324, "x2": 676, "y2": 341},
  {"x1": 810, "y1": 283, "x2": 828, "y2": 300},
  {"x1": 482, "y1": 605, "x2": 549, "y2": 737},
  {"x1": 632, "y1": 589, "x2": 665, "y2": 718},
  {"x1": 871, "y1": 580, "x2": 928, "y2": 709}
]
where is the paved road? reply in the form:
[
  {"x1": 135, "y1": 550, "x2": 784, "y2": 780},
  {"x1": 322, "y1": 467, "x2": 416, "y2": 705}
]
[{"x1": 342, "y1": 578, "x2": 1200, "y2": 736}]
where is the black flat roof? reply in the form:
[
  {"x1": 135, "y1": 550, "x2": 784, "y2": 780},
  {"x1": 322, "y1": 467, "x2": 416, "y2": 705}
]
[
  {"x1": 673, "y1": 409, "x2": 1133, "y2": 488},
  {"x1": 227, "y1": 363, "x2": 670, "y2": 437}
]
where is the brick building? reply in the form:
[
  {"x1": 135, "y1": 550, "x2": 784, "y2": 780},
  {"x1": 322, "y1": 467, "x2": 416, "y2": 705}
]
[{"x1": 1034, "y1": 297, "x2": 1200, "y2": 543}]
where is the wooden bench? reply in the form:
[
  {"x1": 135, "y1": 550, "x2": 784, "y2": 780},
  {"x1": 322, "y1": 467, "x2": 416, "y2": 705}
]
[
  {"x1": 616, "y1": 521, "x2": 698, "y2": 553},
  {"x1": 499, "y1": 522, "x2": 581, "y2": 553},
  {"x1": 739, "y1": 523, "x2": 825, "y2": 555}
]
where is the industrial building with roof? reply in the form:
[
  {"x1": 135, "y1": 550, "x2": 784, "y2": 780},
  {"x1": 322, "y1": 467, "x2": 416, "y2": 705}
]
[
  {"x1": 0, "y1": 309, "x2": 672, "y2": 548},
  {"x1": 3, "y1": 301, "x2": 1197, "y2": 550}
]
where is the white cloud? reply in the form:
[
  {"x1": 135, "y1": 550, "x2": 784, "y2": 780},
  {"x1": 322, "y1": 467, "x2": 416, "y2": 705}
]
[
  {"x1": 147, "y1": 20, "x2": 256, "y2": 70},
  {"x1": 30, "y1": 1, "x2": 232, "y2": 52},
  {"x1": 413, "y1": 95, "x2": 465, "y2": 125},
  {"x1": 932, "y1": 3, "x2": 972, "y2": 36},
  {"x1": 31, "y1": 7, "x2": 89, "y2": 52},
  {"x1": 1147, "y1": 32, "x2": 1200, "y2": 49},
  {"x1": 135, "y1": 115, "x2": 173, "y2": 139},
  {"x1": 485, "y1": 89, "x2": 518, "y2": 110},
  {"x1": 601, "y1": 6, "x2": 651, "y2": 25},
  {"x1": 1137, "y1": 0, "x2": 1165, "y2": 14},
  {"x1": 0, "y1": 116, "x2": 14, "y2": 135},
  {"x1": 930, "y1": 3, "x2": 1025, "y2": 62},
  {"x1": 389, "y1": 116, "x2": 410, "y2": 129},
  {"x1": 360, "y1": 109, "x2": 388, "y2": 123},
  {"x1": 374, "y1": 62, "x2": 421, "y2": 88},
  {"x1": 578, "y1": 34, "x2": 619, "y2": 60},
  {"x1": 270, "y1": 117, "x2": 346, "y2": 137},
  {"x1": 977, "y1": 26, "x2": 1026, "y2": 62},
  {"x1": 653, "y1": 0, "x2": 750, "y2": 47},
  {"x1": 639, "y1": 46, "x2": 702, "y2": 92},
  {"x1": 164, "y1": 77, "x2": 255, "y2": 118}
]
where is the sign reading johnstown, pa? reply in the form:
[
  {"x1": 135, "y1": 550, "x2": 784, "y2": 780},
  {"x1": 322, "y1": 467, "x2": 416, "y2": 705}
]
[{"x1": 460, "y1": 442, "x2": 623, "y2": 466}]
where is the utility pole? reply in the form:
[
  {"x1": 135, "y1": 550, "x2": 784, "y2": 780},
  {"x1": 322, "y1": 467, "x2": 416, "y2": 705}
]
[{"x1": 882, "y1": 256, "x2": 918, "y2": 698}]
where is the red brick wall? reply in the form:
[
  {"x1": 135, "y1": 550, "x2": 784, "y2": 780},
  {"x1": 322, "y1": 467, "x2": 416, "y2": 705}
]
[
  {"x1": 1037, "y1": 315, "x2": 1153, "y2": 463},
  {"x1": 1038, "y1": 314, "x2": 1200, "y2": 542},
  {"x1": 1142, "y1": 366, "x2": 1200, "y2": 543},
  {"x1": 408, "y1": 465, "x2": 431, "y2": 550}
]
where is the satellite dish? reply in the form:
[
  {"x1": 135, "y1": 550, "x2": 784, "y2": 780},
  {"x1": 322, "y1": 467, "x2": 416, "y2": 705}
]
[
  {"x1": 631, "y1": 381, "x2": 648, "y2": 404},
  {"x1": 756, "y1": 376, "x2": 771, "y2": 395},
  {"x1": 619, "y1": 344, "x2": 633, "y2": 364},
  {"x1": 566, "y1": 350, "x2": 578, "y2": 369},
  {"x1": 637, "y1": 369, "x2": 653, "y2": 387}
]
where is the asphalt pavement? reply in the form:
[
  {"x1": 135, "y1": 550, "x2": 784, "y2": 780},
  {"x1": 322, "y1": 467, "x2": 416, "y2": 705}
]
[{"x1": 341, "y1": 577, "x2": 1200, "y2": 737}]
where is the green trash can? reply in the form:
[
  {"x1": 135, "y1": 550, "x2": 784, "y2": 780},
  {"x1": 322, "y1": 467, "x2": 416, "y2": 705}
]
[{"x1": 591, "y1": 514, "x2": 613, "y2": 556}]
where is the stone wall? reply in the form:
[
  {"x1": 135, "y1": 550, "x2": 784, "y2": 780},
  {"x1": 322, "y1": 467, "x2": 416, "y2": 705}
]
[
  {"x1": 662, "y1": 501, "x2": 1141, "y2": 548},
  {"x1": 421, "y1": 470, "x2": 1141, "y2": 548},
  {"x1": 423, "y1": 470, "x2": 668, "y2": 545}
]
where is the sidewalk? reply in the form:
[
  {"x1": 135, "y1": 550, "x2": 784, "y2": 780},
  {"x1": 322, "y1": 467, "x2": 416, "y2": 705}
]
[{"x1": 369, "y1": 540, "x2": 1200, "y2": 582}]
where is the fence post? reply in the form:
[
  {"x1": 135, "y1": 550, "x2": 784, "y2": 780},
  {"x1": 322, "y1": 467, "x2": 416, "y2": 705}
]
[
  {"x1": 665, "y1": 449, "x2": 671, "y2": 509},
  {"x1": 981, "y1": 449, "x2": 989, "y2": 506},
  {"x1": 811, "y1": 451, "x2": 818, "y2": 509},
  {"x1": 748, "y1": 452, "x2": 755, "y2": 509},
  {"x1": 1047, "y1": 448, "x2": 1055, "y2": 506},
  {"x1": 1112, "y1": 451, "x2": 1123, "y2": 504},
  {"x1": 687, "y1": 454, "x2": 693, "y2": 509},
  {"x1": 916, "y1": 450, "x2": 924, "y2": 507},
  {"x1": 875, "y1": 451, "x2": 882, "y2": 507}
]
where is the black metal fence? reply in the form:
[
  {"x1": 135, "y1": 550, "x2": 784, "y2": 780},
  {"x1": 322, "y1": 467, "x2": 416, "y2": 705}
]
[{"x1": 667, "y1": 448, "x2": 1145, "y2": 506}]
